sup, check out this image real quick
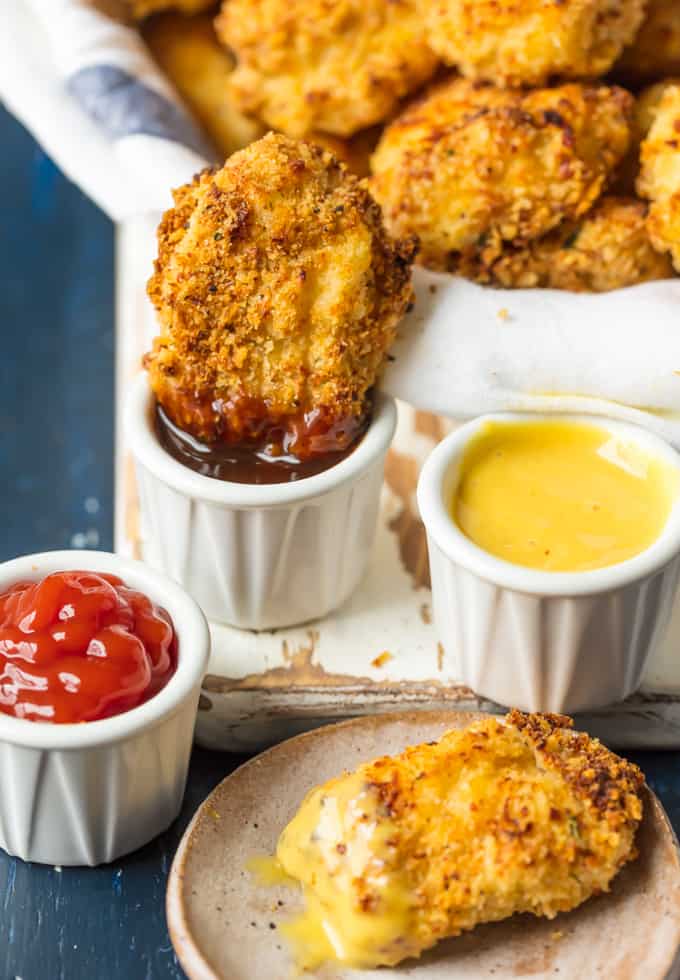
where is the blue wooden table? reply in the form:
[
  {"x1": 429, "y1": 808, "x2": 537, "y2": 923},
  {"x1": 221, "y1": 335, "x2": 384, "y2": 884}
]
[{"x1": 1, "y1": 104, "x2": 679, "y2": 979}]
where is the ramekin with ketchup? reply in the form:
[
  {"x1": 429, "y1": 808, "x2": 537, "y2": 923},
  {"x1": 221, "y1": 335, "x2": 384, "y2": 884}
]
[{"x1": 0, "y1": 550, "x2": 209, "y2": 865}]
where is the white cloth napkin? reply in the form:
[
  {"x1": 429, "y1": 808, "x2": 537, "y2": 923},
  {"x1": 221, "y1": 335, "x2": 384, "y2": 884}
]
[
  {"x1": 384, "y1": 269, "x2": 680, "y2": 445},
  {"x1": 2, "y1": 0, "x2": 680, "y2": 441}
]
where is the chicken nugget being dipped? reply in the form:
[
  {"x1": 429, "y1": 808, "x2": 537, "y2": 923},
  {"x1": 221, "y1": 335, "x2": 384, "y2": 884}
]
[
  {"x1": 370, "y1": 78, "x2": 633, "y2": 274},
  {"x1": 638, "y1": 84, "x2": 680, "y2": 273},
  {"x1": 464, "y1": 197, "x2": 674, "y2": 291},
  {"x1": 616, "y1": 0, "x2": 680, "y2": 84},
  {"x1": 214, "y1": 0, "x2": 438, "y2": 137},
  {"x1": 145, "y1": 133, "x2": 415, "y2": 466},
  {"x1": 423, "y1": 0, "x2": 646, "y2": 88},
  {"x1": 275, "y1": 711, "x2": 644, "y2": 970}
]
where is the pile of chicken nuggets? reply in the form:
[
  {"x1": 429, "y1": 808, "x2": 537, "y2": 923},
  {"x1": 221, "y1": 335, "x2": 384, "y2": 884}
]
[{"x1": 133, "y1": 0, "x2": 680, "y2": 293}]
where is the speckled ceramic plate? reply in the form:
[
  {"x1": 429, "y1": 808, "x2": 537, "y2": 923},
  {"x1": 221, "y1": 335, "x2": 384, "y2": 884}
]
[{"x1": 167, "y1": 712, "x2": 680, "y2": 980}]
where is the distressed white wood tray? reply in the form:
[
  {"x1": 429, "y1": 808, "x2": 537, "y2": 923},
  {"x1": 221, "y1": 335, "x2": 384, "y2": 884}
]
[{"x1": 115, "y1": 215, "x2": 680, "y2": 751}]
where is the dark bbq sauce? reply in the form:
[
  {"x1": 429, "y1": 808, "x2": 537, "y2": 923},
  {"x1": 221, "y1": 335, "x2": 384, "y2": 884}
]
[{"x1": 155, "y1": 403, "x2": 368, "y2": 485}]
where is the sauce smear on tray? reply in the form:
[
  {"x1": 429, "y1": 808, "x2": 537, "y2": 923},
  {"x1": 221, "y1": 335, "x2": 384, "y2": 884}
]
[{"x1": 0, "y1": 571, "x2": 177, "y2": 723}]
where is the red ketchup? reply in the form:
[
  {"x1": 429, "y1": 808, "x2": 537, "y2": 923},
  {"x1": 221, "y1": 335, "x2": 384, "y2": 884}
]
[{"x1": 0, "y1": 571, "x2": 177, "y2": 724}]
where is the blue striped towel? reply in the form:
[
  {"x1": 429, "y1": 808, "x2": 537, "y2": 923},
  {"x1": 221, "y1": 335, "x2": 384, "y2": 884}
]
[{"x1": 0, "y1": 0, "x2": 215, "y2": 219}]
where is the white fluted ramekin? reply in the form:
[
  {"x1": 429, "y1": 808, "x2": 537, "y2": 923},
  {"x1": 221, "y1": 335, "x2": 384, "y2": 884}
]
[
  {"x1": 0, "y1": 550, "x2": 209, "y2": 866},
  {"x1": 417, "y1": 413, "x2": 680, "y2": 714},
  {"x1": 126, "y1": 374, "x2": 397, "y2": 630}
]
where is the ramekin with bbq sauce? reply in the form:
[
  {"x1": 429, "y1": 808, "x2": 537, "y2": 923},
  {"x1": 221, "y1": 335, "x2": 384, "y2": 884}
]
[
  {"x1": 0, "y1": 550, "x2": 209, "y2": 866},
  {"x1": 127, "y1": 134, "x2": 412, "y2": 629},
  {"x1": 126, "y1": 373, "x2": 397, "y2": 629}
]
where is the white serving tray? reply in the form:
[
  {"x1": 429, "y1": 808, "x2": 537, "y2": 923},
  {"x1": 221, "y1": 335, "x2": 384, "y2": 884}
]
[{"x1": 115, "y1": 215, "x2": 680, "y2": 751}]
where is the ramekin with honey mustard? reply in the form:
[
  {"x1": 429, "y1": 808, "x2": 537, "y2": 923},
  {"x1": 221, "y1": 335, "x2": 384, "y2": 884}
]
[{"x1": 417, "y1": 414, "x2": 680, "y2": 714}]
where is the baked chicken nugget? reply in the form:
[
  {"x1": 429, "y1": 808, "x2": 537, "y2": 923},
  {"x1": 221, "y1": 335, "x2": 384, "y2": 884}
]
[
  {"x1": 423, "y1": 0, "x2": 646, "y2": 87},
  {"x1": 277, "y1": 711, "x2": 643, "y2": 969},
  {"x1": 145, "y1": 133, "x2": 415, "y2": 456},
  {"x1": 638, "y1": 84, "x2": 680, "y2": 273},
  {"x1": 370, "y1": 78, "x2": 633, "y2": 273},
  {"x1": 214, "y1": 0, "x2": 438, "y2": 137},
  {"x1": 129, "y1": 0, "x2": 215, "y2": 18},
  {"x1": 467, "y1": 197, "x2": 674, "y2": 291},
  {"x1": 617, "y1": 0, "x2": 680, "y2": 83},
  {"x1": 142, "y1": 12, "x2": 264, "y2": 158},
  {"x1": 614, "y1": 79, "x2": 680, "y2": 194}
]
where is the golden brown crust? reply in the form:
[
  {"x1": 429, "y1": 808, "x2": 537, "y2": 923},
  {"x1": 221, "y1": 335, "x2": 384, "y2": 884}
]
[
  {"x1": 616, "y1": 0, "x2": 680, "y2": 83},
  {"x1": 128, "y1": 0, "x2": 215, "y2": 18},
  {"x1": 279, "y1": 711, "x2": 644, "y2": 965},
  {"x1": 370, "y1": 78, "x2": 633, "y2": 273},
  {"x1": 614, "y1": 81, "x2": 680, "y2": 195},
  {"x1": 141, "y1": 11, "x2": 264, "y2": 158},
  {"x1": 215, "y1": 0, "x2": 438, "y2": 137},
  {"x1": 423, "y1": 0, "x2": 646, "y2": 87},
  {"x1": 145, "y1": 133, "x2": 415, "y2": 451},
  {"x1": 307, "y1": 128, "x2": 383, "y2": 179},
  {"x1": 466, "y1": 196, "x2": 675, "y2": 291},
  {"x1": 507, "y1": 710, "x2": 644, "y2": 826},
  {"x1": 638, "y1": 84, "x2": 680, "y2": 273}
]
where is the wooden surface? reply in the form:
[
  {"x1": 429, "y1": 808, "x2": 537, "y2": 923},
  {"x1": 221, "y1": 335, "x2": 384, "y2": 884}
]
[
  {"x1": 2, "y1": 104, "x2": 680, "y2": 979},
  {"x1": 118, "y1": 221, "x2": 680, "y2": 753}
]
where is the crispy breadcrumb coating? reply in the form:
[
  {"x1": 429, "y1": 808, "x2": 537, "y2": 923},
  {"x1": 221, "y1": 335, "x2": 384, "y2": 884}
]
[
  {"x1": 145, "y1": 133, "x2": 415, "y2": 454},
  {"x1": 422, "y1": 0, "x2": 646, "y2": 88},
  {"x1": 142, "y1": 12, "x2": 264, "y2": 159},
  {"x1": 129, "y1": 0, "x2": 215, "y2": 18},
  {"x1": 617, "y1": 0, "x2": 680, "y2": 83},
  {"x1": 614, "y1": 79, "x2": 680, "y2": 195},
  {"x1": 214, "y1": 0, "x2": 438, "y2": 137},
  {"x1": 638, "y1": 84, "x2": 680, "y2": 273},
  {"x1": 277, "y1": 711, "x2": 644, "y2": 969},
  {"x1": 464, "y1": 197, "x2": 674, "y2": 291},
  {"x1": 308, "y1": 129, "x2": 382, "y2": 178},
  {"x1": 370, "y1": 78, "x2": 633, "y2": 273}
]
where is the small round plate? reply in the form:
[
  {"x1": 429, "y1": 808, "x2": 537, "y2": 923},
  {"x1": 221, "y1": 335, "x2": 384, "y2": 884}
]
[{"x1": 167, "y1": 712, "x2": 680, "y2": 980}]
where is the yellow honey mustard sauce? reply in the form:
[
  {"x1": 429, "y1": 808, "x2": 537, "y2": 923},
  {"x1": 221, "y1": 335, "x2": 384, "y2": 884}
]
[
  {"x1": 250, "y1": 770, "x2": 417, "y2": 971},
  {"x1": 452, "y1": 419, "x2": 678, "y2": 572}
]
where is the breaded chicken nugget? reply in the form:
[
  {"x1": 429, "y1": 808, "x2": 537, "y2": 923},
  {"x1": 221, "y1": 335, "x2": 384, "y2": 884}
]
[
  {"x1": 308, "y1": 128, "x2": 382, "y2": 178},
  {"x1": 129, "y1": 0, "x2": 215, "y2": 18},
  {"x1": 370, "y1": 78, "x2": 633, "y2": 273},
  {"x1": 614, "y1": 79, "x2": 680, "y2": 194},
  {"x1": 617, "y1": 0, "x2": 680, "y2": 83},
  {"x1": 423, "y1": 0, "x2": 646, "y2": 87},
  {"x1": 638, "y1": 84, "x2": 680, "y2": 272},
  {"x1": 466, "y1": 197, "x2": 674, "y2": 291},
  {"x1": 145, "y1": 133, "x2": 415, "y2": 455},
  {"x1": 214, "y1": 0, "x2": 438, "y2": 137},
  {"x1": 277, "y1": 711, "x2": 643, "y2": 969},
  {"x1": 142, "y1": 12, "x2": 264, "y2": 158}
]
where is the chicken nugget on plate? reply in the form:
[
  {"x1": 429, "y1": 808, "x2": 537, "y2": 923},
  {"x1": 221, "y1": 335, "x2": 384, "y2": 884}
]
[
  {"x1": 142, "y1": 11, "x2": 264, "y2": 158},
  {"x1": 277, "y1": 710, "x2": 644, "y2": 969},
  {"x1": 370, "y1": 78, "x2": 633, "y2": 273},
  {"x1": 145, "y1": 133, "x2": 415, "y2": 456},
  {"x1": 638, "y1": 84, "x2": 680, "y2": 273},
  {"x1": 616, "y1": 0, "x2": 680, "y2": 83},
  {"x1": 214, "y1": 0, "x2": 438, "y2": 137},
  {"x1": 422, "y1": 0, "x2": 646, "y2": 87},
  {"x1": 466, "y1": 197, "x2": 674, "y2": 291}
]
